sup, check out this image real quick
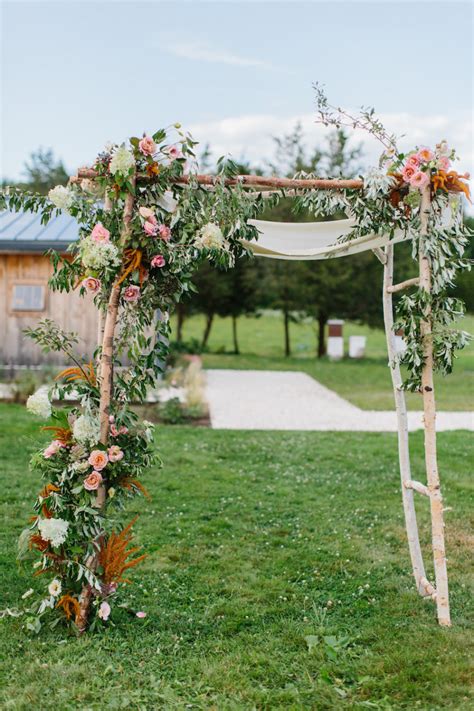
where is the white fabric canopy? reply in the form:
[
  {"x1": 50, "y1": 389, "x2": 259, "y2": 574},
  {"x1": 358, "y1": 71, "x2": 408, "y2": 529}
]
[{"x1": 242, "y1": 218, "x2": 408, "y2": 260}]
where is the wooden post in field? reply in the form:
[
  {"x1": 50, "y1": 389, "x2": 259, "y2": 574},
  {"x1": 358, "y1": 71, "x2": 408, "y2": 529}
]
[
  {"x1": 76, "y1": 178, "x2": 136, "y2": 632},
  {"x1": 419, "y1": 186, "x2": 451, "y2": 626},
  {"x1": 382, "y1": 244, "x2": 428, "y2": 596}
]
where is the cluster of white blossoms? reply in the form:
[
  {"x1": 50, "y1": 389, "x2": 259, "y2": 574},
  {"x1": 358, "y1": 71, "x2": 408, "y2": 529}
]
[
  {"x1": 38, "y1": 518, "x2": 69, "y2": 548},
  {"x1": 48, "y1": 185, "x2": 74, "y2": 213},
  {"x1": 26, "y1": 386, "x2": 52, "y2": 419},
  {"x1": 109, "y1": 145, "x2": 135, "y2": 176},
  {"x1": 364, "y1": 167, "x2": 397, "y2": 201},
  {"x1": 195, "y1": 222, "x2": 224, "y2": 249},
  {"x1": 72, "y1": 414, "x2": 100, "y2": 445},
  {"x1": 80, "y1": 237, "x2": 120, "y2": 271},
  {"x1": 48, "y1": 579, "x2": 62, "y2": 597}
]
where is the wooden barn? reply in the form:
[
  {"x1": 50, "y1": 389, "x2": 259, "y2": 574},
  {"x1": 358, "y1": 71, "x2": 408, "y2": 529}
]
[{"x1": 0, "y1": 209, "x2": 98, "y2": 366}]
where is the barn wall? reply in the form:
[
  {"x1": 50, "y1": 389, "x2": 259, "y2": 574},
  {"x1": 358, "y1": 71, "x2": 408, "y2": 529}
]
[{"x1": 0, "y1": 254, "x2": 99, "y2": 366}]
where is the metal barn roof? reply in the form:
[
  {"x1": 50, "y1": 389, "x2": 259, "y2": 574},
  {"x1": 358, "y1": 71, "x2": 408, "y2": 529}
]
[{"x1": 0, "y1": 209, "x2": 79, "y2": 253}]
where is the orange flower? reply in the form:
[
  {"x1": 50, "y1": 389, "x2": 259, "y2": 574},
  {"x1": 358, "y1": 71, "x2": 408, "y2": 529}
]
[{"x1": 57, "y1": 594, "x2": 81, "y2": 621}]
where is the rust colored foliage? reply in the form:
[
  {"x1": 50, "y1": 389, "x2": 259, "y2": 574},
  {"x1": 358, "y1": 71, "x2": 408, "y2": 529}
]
[
  {"x1": 432, "y1": 170, "x2": 471, "y2": 202},
  {"x1": 38, "y1": 483, "x2": 60, "y2": 518},
  {"x1": 116, "y1": 249, "x2": 148, "y2": 287},
  {"x1": 55, "y1": 360, "x2": 97, "y2": 388},
  {"x1": 29, "y1": 533, "x2": 49, "y2": 552},
  {"x1": 42, "y1": 425, "x2": 73, "y2": 445},
  {"x1": 146, "y1": 162, "x2": 160, "y2": 177},
  {"x1": 119, "y1": 477, "x2": 151, "y2": 499},
  {"x1": 98, "y1": 517, "x2": 146, "y2": 584},
  {"x1": 57, "y1": 594, "x2": 81, "y2": 621}
]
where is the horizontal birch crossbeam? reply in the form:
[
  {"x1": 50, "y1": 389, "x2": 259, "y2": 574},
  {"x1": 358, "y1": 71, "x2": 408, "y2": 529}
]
[
  {"x1": 386, "y1": 277, "x2": 420, "y2": 294},
  {"x1": 404, "y1": 480, "x2": 431, "y2": 497},
  {"x1": 419, "y1": 576, "x2": 437, "y2": 600},
  {"x1": 73, "y1": 168, "x2": 364, "y2": 191}
]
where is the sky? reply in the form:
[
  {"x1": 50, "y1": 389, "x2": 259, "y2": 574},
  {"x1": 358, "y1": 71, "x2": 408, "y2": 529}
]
[{"x1": 1, "y1": 0, "x2": 473, "y2": 183}]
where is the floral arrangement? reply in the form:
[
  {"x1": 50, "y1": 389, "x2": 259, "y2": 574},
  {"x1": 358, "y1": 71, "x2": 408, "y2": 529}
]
[
  {"x1": 3, "y1": 126, "x2": 262, "y2": 633},
  {"x1": 1, "y1": 98, "x2": 471, "y2": 634}
]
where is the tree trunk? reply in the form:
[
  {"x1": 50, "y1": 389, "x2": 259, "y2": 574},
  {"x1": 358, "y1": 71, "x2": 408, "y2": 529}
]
[
  {"x1": 283, "y1": 307, "x2": 291, "y2": 357},
  {"x1": 202, "y1": 313, "x2": 214, "y2": 349},
  {"x1": 232, "y1": 315, "x2": 240, "y2": 355},
  {"x1": 76, "y1": 182, "x2": 135, "y2": 633},
  {"x1": 176, "y1": 303, "x2": 185, "y2": 343},
  {"x1": 317, "y1": 313, "x2": 326, "y2": 358}
]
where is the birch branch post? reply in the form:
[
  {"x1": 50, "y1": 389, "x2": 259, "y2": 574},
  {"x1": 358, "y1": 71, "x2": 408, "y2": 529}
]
[
  {"x1": 419, "y1": 186, "x2": 451, "y2": 626},
  {"x1": 382, "y1": 243, "x2": 427, "y2": 596},
  {"x1": 76, "y1": 180, "x2": 136, "y2": 632}
]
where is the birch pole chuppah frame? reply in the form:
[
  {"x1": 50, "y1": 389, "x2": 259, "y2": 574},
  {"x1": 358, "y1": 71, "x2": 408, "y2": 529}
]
[{"x1": 71, "y1": 168, "x2": 454, "y2": 627}]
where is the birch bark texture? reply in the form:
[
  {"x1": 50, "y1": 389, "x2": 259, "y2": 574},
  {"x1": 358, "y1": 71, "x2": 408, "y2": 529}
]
[
  {"x1": 418, "y1": 186, "x2": 451, "y2": 627},
  {"x1": 382, "y1": 244, "x2": 427, "y2": 596}
]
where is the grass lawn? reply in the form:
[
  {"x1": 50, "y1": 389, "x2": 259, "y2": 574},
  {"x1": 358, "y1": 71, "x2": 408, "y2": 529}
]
[
  {"x1": 171, "y1": 312, "x2": 474, "y2": 411},
  {"x1": 1, "y1": 404, "x2": 473, "y2": 709}
]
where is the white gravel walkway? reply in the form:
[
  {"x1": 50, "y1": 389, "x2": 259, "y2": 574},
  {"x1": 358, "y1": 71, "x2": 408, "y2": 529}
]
[{"x1": 205, "y1": 369, "x2": 474, "y2": 432}]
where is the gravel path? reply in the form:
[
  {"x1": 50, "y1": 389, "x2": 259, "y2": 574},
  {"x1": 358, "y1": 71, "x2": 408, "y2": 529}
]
[{"x1": 205, "y1": 369, "x2": 474, "y2": 432}]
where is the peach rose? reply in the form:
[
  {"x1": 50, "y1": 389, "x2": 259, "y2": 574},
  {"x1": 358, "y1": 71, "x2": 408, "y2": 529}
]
[
  {"x1": 84, "y1": 470, "x2": 103, "y2": 491},
  {"x1": 406, "y1": 154, "x2": 420, "y2": 168},
  {"x1": 123, "y1": 285, "x2": 141, "y2": 302},
  {"x1": 158, "y1": 224, "x2": 171, "y2": 241},
  {"x1": 409, "y1": 171, "x2": 430, "y2": 189},
  {"x1": 90, "y1": 223, "x2": 110, "y2": 243},
  {"x1": 151, "y1": 255, "x2": 165, "y2": 268},
  {"x1": 144, "y1": 220, "x2": 158, "y2": 236},
  {"x1": 139, "y1": 206, "x2": 155, "y2": 220},
  {"x1": 139, "y1": 136, "x2": 157, "y2": 156},
  {"x1": 416, "y1": 147, "x2": 434, "y2": 164},
  {"x1": 88, "y1": 449, "x2": 108, "y2": 471},
  {"x1": 402, "y1": 165, "x2": 417, "y2": 183},
  {"x1": 108, "y1": 445, "x2": 124, "y2": 462},
  {"x1": 82, "y1": 277, "x2": 101, "y2": 293}
]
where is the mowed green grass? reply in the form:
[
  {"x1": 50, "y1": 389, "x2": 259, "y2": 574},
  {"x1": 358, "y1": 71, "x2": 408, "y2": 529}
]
[
  {"x1": 171, "y1": 312, "x2": 474, "y2": 411},
  {"x1": 1, "y1": 404, "x2": 473, "y2": 710}
]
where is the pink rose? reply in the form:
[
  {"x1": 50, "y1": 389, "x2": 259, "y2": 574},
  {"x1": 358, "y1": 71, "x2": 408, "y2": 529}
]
[
  {"x1": 144, "y1": 220, "x2": 158, "y2": 237},
  {"x1": 406, "y1": 155, "x2": 420, "y2": 168},
  {"x1": 136, "y1": 611, "x2": 147, "y2": 618},
  {"x1": 108, "y1": 445, "x2": 124, "y2": 462},
  {"x1": 43, "y1": 440, "x2": 65, "y2": 459},
  {"x1": 139, "y1": 206, "x2": 155, "y2": 220},
  {"x1": 139, "y1": 136, "x2": 157, "y2": 156},
  {"x1": 110, "y1": 424, "x2": 128, "y2": 436},
  {"x1": 119, "y1": 425, "x2": 128, "y2": 435},
  {"x1": 409, "y1": 171, "x2": 430, "y2": 189},
  {"x1": 416, "y1": 147, "x2": 434, "y2": 164},
  {"x1": 82, "y1": 277, "x2": 101, "y2": 294},
  {"x1": 109, "y1": 415, "x2": 115, "y2": 424},
  {"x1": 88, "y1": 449, "x2": 109, "y2": 471},
  {"x1": 98, "y1": 600, "x2": 111, "y2": 621},
  {"x1": 123, "y1": 285, "x2": 141, "y2": 302},
  {"x1": 402, "y1": 165, "x2": 417, "y2": 183},
  {"x1": 437, "y1": 156, "x2": 450, "y2": 171},
  {"x1": 166, "y1": 146, "x2": 183, "y2": 160},
  {"x1": 151, "y1": 255, "x2": 166, "y2": 268},
  {"x1": 84, "y1": 470, "x2": 103, "y2": 491},
  {"x1": 158, "y1": 224, "x2": 171, "y2": 241},
  {"x1": 90, "y1": 223, "x2": 110, "y2": 243}
]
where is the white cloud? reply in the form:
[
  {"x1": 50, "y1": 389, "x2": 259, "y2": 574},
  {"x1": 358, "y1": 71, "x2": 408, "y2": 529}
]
[
  {"x1": 189, "y1": 111, "x2": 473, "y2": 204},
  {"x1": 165, "y1": 41, "x2": 272, "y2": 69}
]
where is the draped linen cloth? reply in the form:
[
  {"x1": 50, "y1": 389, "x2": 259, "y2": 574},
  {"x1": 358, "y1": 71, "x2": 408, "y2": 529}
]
[{"x1": 242, "y1": 218, "x2": 407, "y2": 260}]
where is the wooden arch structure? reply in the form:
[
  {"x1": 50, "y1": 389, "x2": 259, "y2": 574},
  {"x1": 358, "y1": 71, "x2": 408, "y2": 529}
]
[{"x1": 73, "y1": 167, "x2": 451, "y2": 627}]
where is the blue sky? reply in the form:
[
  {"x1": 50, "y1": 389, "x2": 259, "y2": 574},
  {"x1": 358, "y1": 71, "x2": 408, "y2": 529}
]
[{"x1": 1, "y1": 0, "x2": 473, "y2": 180}]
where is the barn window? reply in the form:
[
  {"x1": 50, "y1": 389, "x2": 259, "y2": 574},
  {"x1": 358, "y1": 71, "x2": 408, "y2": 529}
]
[{"x1": 11, "y1": 284, "x2": 46, "y2": 312}]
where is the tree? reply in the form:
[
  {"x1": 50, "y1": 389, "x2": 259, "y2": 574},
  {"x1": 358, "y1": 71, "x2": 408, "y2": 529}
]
[
  {"x1": 21, "y1": 148, "x2": 69, "y2": 194},
  {"x1": 219, "y1": 255, "x2": 264, "y2": 354}
]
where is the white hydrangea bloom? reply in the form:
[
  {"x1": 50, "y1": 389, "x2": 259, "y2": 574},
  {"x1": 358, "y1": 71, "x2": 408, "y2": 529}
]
[
  {"x1": 70, "y1": 460, "x2": 90, "y2": 474},
  {"x1": 48, "y1": 579, "x2": 62, "y2": 597},
  {"x1": 73, "y1": 414, "x2": 100, "y2": 445},
  {"x1": 26, "y1": 386, "x2": 52, "y2": 419},
  {"x1": 48, "y1": 185, "x2": 74, "y2": 212},
  {"x1": 109, "y1": 146, "x2": 135, "y2": 176},
  {"x1": 80, "y1": 237, "x2": 120, "y2": 271},
  {"x1": 195, "y1": 222, "x2": 224, "y2": 249},
  {"x1": 38, "y1": 518, "x2": 69, "y2": 548}
]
